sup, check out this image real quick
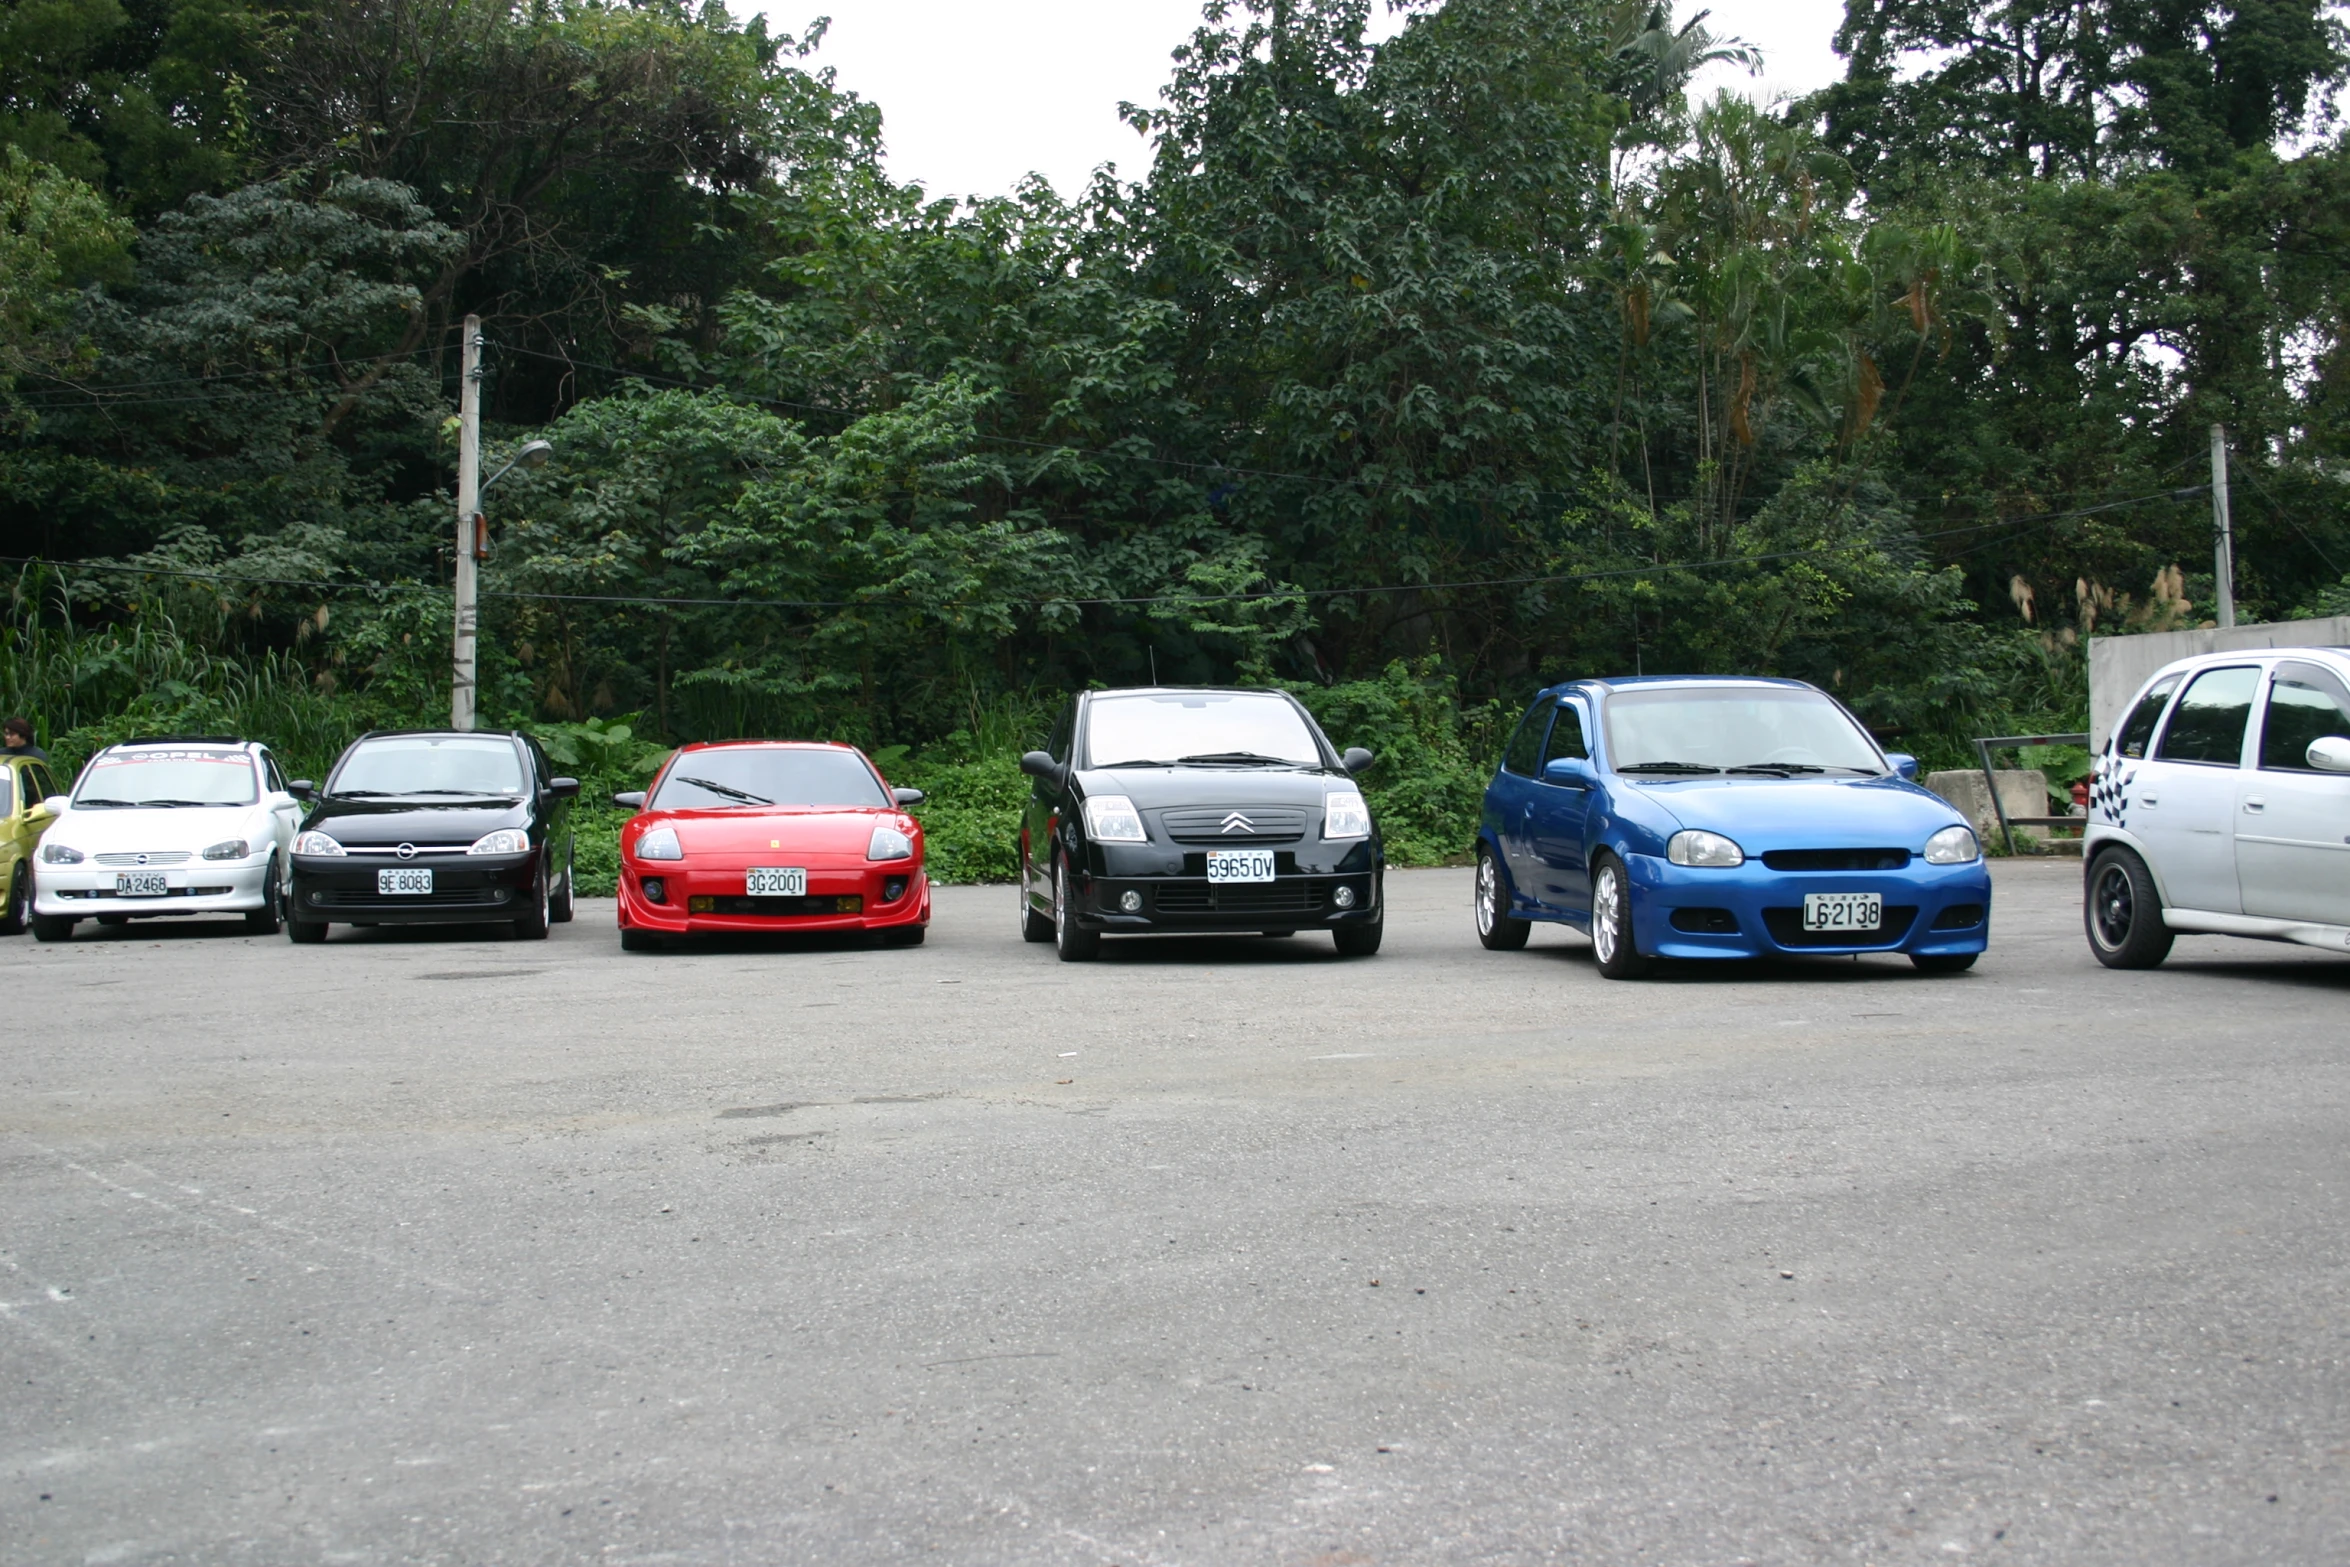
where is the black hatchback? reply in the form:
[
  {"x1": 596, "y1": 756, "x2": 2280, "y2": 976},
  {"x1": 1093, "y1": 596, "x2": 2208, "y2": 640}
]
[
  {"x1": 1016, "y1": 687, "x2": 1382, "y2": 960},
  {"x1": 285, "y1": 730, "x2": 579, "y2": 942}
]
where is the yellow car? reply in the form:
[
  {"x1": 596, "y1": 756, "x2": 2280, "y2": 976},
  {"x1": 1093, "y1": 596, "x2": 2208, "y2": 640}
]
[{"x1": 2, "y1": 752, "x2": 64, "y2": 935}]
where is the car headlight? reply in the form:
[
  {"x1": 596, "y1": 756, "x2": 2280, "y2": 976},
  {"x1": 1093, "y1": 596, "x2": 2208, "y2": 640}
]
[
  {"x1": 633, "y1": 825, "x2": 683, "y2": 861},
  {"x1": 1323, "y1": 789, "x2": 1371, "y2": 840},
  {"x1": 201, "y1": 838, "x2": 250, "y2": 861},
  {"x1": 1667, "y1": 829, "x2": 1745, "y2": 868},
  {"x1": 1082, "y1": 795, "x2": 1147, "y2": 842},
  {"x1": 1924, "y1": 825, "x2": 1981, "y2": 865},
  {"x1": 468, "y1": 828, "x2": 530, "y2": 856},
  {"x1": 39, "y1": 842, "x2": 83, "y2": 864},
  {"x1": 867, "y1": 825, "x2": 914, "y2": 862},
  {"x1": 292, "y1": 831, "x2": 345, "y2": 857}
]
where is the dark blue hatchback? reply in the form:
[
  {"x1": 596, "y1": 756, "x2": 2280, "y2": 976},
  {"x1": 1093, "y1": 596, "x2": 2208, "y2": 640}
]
[{"x1": 1474, "y1": 677, "x2": 1993, "y2": 977}]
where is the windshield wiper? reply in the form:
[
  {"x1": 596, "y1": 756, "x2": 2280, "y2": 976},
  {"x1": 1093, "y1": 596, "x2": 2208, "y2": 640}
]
[
  {"x1": 72, "y1": 797, "x2": 136, "y2": 807},
  {"x1": 1174, "y1": 752, "x2": 1296, "y2": 766},
  {"x1": 128, "y1": 798, "x2": 226, "y2": 808},
  {"x1": 1614, "y1": 761, "x2": 1722, "y2": 775},
  {"x1": 332, "y1": 789, "x2": 401, "y2": 798},
  {"x1": 1093, "y1": 758, "x2": 1172, "y2": 769},
  {"x1": 397, "y1": 788, "x2": 519, "y2": 797},
  {"x1": 677, "y1": 775, "x2": 772, "y2": 806},
  {"x1": 1727, "y1": 763, "x2": 1826, "y2": 775}
]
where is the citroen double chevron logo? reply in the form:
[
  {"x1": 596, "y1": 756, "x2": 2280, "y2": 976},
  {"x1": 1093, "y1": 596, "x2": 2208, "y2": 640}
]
[{"x1": 1220, "y1": 812, "x2": 1254, "y2": 834}]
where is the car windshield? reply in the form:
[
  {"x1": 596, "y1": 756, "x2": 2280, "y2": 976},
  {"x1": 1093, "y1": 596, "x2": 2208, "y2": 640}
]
[
  {"x1": 76, "y1": 749, "x2": 258, "y2": 807},
  {"x1": 1084, "y1": 692, "x2": 1323, "y2": 768},
  {"x1": 1603, "y1": 687, "x2": 1887, "y2": 774},
  {"x1": 332, "y1": 736, "x2": 526, "y2": 797},
  {"x1": 650, "y1": 747, "x2": 888, "y2": 810}
]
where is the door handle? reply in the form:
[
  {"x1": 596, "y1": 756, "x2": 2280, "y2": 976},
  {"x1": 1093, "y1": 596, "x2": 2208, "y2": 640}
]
[
  {"x1": 2244, "y1": 796, "x2": 2266, "y2": 813},
  {"x1": 2140, "y1": 795, "x2": 2158, "y2": 807}
]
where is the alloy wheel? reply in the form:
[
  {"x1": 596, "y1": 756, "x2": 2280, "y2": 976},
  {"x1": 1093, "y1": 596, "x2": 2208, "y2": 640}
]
[
  {"x1": 2092, "y1": 862, "x2": 2134, "y2": 949},
  {"x1": 1593, "y1": 864, "x2": 1621, "y2": 962},
  {"x1": 1476, "y1": 855, "x2": 1499, "y2": 937}
]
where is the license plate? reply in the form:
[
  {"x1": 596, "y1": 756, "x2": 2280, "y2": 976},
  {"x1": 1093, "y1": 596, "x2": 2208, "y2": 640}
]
[
  {"x1": 1803, "y1": 892, "x2": 1882, "y2": 932},
  {"x1": 115, "y1": 872, "x2": 168, "y2": 897},
  {"x1": 1206, "y1": 849, "x2": 1276, "y2": 884},
  {"x1": 746, "y1": 866, "x2": 807, "y2": 897},
  {"x1": 377, "y1": 868, "x2": 434, "y2": 895}
]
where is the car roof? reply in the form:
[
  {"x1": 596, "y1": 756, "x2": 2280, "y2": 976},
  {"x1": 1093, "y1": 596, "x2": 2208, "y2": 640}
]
[
  {"x1": 670, "y1": 739, "x2": 862, "y2": 752},
  {"x1": 113, "y1": 735, "x2": 254, "y2": 749},
  {"x1": 2149, "y1": 646, "x2": 2350, "y2": 682},
  {"x1": 1081, "y1": 686, "x2": 1298, "y2": 700},
  {"x1": 1543, "y1": 675, "x2": 1818, "y2": 697}
]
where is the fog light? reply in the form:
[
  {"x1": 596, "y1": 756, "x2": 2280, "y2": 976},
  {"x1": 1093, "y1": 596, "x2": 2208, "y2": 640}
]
[
  {"x1": 1333, "y1": 885, "x2": 1357, "y2": 909},
  {"x1": 882, "y1": 876, "x2": 908, "y2": 903},
  {"x1": 641, "y1": 876, "x2": 667, "y2": 904},
  {"x1": 689, "y1": 895, "x2": 715, "y2": 913},
  {"x1": 1119, "y1": 889, "x2": 1143, "y2": 913}
]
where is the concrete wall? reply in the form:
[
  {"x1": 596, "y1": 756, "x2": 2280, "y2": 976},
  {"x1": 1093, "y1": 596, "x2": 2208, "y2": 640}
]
[
  {"x1": 2087, "y1": 618, "x2": 2350, "y2": 751},
  {"x1": 1923, "y1": 769, "x2": 2060, "y2": 843}
]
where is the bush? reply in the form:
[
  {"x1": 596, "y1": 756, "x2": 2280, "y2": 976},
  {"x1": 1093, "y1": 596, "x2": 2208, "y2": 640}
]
[
  {"x1": 1288, "y1": 659, "x2": 1500, "y2": 866},
  {"x1": 893, "y1": 747, "x2": 1026, "y2": 884}
]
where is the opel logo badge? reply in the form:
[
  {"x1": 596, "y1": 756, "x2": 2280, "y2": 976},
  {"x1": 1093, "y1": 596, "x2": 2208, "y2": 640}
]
[
  {"x1": 135, "y1": 853, "x2": 149, "y2": 865},
  {"x1": 396, "y1": 843, "x2": 418, "y2": 860},
  {"x1": 1221, "y1": 812, "x2": 1253, "y2": 834}
]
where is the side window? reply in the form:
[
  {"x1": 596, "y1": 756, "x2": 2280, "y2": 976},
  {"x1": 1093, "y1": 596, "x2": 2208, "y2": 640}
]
[
  {"x1": 2155, "y1": 666, "x2": 2260, "y2": 766},
  {"x1": 1047, "y1": 702, "x2": 1075, "y2": 765},
  {"x1": 2259, "y1": 663, "x2": 2350, "y2": 772},
  {"x1": 1500, "y1": 696, "x2": 1557, "y2": 777},
  {"x1": 30, "y1": 764, "x2": 54, "y2": 800},
  {"x1": 2114, "y1": 675, "x2": 2181, "y2": 759},
  {"x1": 259, "y1": 751, "x2": 285, "y2": 793},
  {"x1": 1541, "y1": 704, "x2": 1589, "y2": 767},
  {"x1": 0, "y1": 766, "x2": 14, "y2": 815}
]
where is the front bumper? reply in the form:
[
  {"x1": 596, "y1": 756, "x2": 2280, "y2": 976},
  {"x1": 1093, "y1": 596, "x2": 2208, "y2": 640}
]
[
  {"x1": 290, "y1": 851, "x2": 537, "y2": 924},
  {"x1": 1066, "y1": 841, "x2": 1383, "y2": 931},
  {"x1": 1626, "y1": 853, "x2": 1992, "y2": 960},
  {"x1": 618, "y1": 861, "x2": 929, "y2": 937},
  {"x1": 34, "y1": 858, "x2": 271, "y2": 917}
]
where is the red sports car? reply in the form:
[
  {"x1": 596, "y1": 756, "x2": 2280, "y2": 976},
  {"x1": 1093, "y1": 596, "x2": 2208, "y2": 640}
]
[{"x1": 613, "y1": 741, "x2": 930, "y2": 951}]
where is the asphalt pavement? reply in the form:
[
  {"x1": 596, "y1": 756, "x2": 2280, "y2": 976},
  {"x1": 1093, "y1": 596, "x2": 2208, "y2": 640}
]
[{"x1": 4, "y1": 860, "x2": 2347, "y2": 1566}]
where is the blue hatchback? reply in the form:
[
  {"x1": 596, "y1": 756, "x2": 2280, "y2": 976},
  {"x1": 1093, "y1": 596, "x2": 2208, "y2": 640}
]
[{"x1": 1474, "y1": 677, "x2": 1993, "y2": 977}]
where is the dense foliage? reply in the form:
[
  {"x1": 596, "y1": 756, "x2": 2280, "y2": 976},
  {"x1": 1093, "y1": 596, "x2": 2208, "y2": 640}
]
[{"x1": 4, "y1": 0, "x2": 2346, "y2": 875}]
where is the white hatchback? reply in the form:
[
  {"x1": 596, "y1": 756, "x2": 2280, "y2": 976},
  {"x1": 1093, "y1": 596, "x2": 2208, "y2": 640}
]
[
  {"x1": 2084, "y1": 648, "x2": 2350, "y2": 966},
  {"x1": 30, "y1": 738, "x2": 305, "y2": 941}
]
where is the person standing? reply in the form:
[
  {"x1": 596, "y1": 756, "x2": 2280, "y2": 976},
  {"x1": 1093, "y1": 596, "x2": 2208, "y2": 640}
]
[{"x1": 3, "y1": 718, "x2": 48, "y2": 764}]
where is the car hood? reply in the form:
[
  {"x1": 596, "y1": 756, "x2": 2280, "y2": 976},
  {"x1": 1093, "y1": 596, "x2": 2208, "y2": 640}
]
[
  {"x1": 635, "y1": 807, "x2": 909, "y2": 860},
  {"x1": 49, "y1": 802, "x2": 269, "y2": 851},
  {"x1": 306, "y1": 796, "x2": 529, "y2": 847},
  {"x1": 1622, "y1": 774, "x2": 1966, "y2": 848},
  {"x1": 1077, "y1": 765, "x2": 1349, "y2": 809}
]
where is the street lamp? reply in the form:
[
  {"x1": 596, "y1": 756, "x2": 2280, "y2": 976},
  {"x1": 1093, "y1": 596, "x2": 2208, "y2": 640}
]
[{"x1": 482, "y1": 439, "x2": 553, "y2": 495}]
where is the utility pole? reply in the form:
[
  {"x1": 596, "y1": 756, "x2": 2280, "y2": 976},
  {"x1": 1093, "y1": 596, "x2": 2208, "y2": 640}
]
[
  {"x1": 453, "y1": 315, "x2": 482, "y2": 730},
  {"x1": 2210, "y1": 423, "x2": 2236, "y2": 630}
]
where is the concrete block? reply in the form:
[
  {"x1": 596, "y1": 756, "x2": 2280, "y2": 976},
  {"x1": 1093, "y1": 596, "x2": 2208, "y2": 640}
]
[{"x1": 1923, "y1": 769, "x2": 2058, "y2": 843}]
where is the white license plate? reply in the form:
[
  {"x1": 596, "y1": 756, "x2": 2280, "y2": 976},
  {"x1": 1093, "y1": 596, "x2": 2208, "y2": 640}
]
[
  {"x1": 115, "y1": 872, "x2": 168, "y2": 897},
  {"x1": 1206, "y1": 849, "x2": 1276, "y2": 884},
  {"x1": 746, "y1": 866, "x2": 807, "y2": 897},
  {"x1": 377, "y1": 868, "x2": 434, "y2": 896},
  {"x1": 1803, "y1": 892, "x2": 1882, "y2": 932}
]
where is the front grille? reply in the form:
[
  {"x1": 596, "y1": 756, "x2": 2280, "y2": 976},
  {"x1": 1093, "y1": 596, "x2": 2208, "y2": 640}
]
[
  {"x1": 1669, "y1": 906, "x2": 1740, "y2": 934},
  {"x1": 1930, "y1": 903, "x2": 1986, "y2": 931},
  {"x1": 1158, "y1": 806, "x2": 1309, "y2": 844},
  {"x1": 1153, "y1": 880, "x2": 1325, "y2": 914},
  {"x1": 1761, "y1": 905, "x2": 1919, "y2": 948},
  {"x1": 310, "y1": 888, "x2": 512, "y2": 908},
  {"x1": 689, "y1": 895, "x2": 864, "y2": 916},
  {"x1": 1761, "y1": 848, "x2": 1912, "y2": 872},
  {"x1": 96, "y1": 851, "x2": 192, "y2": 867}
]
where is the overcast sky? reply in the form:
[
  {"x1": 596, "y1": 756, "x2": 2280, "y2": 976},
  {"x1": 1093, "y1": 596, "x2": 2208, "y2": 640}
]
[{"x1": 771, "y1": 0, "x2": 1852, "y2": 201}]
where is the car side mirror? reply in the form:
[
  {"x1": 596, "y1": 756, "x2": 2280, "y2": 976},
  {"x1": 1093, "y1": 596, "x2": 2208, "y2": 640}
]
[
  {"x1": 2309, "y1": 736, "x2": 2350, "y2": 773},
  {"x1": 893, "y1": 786, "x2": 926, "y2": 806},
  {"x1": 1019, "y1": 750, "x2": 1063, "y2": 785},
  {"x1": 1884, "y1": 752, "x2": 1920, "y2": 781},
  {"x1": 41, "y1": 794, "x2": 70, "y2": 814},
  {"x1": 286, "y1": 780, "x2": 315, "y2": 801},
  {"x1": 1342, "y1": 747, "x2": 1375, "y2": 776},
  {"x1": 1540, "y1": 756, "x2": 1594, "y2": 786},
  {"x1": 548, "y1": 776, "x2": 581, "y2": 799},
  {"x1": 612, "y1": 790, "x2": 647, "y2": 810}
]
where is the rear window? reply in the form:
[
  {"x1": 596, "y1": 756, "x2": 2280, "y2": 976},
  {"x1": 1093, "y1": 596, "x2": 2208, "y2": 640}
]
[
  {"x1": 77, "y1": 749, "x2": 259, "y2": 807},
  {"x1": 651, "y1": 748, "x2": 888, "y2": 810},
  {"x1": 2114, "y1": 674, "x2": 2181, "y2": 759},
  {"x1": 334, "y1": 736, "x2": 527, "y2": 797},
  {"x1": 1084, "y1": 692, "x2": 1323, "y2": 769}
]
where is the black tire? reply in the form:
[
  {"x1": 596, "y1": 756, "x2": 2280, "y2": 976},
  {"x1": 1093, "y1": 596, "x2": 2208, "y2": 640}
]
[
  {"x1": 2085, "y1": 847, "x2": 2174, "y2": 969},
  {"x1": 1332, "y1": 919, "x2": 1383, "y2": 957},
  {"x1": 1911, "y1": 951, "x2": 1979, "y2": 975},
  {"x1": 31, "y1": 912, "x2": 75, "y2": 942},
  {"x1": 244, "y1": 854, "x2": 283, "y2": 935},
  {"x1": 512, "y1": 856, "x2": 552, "y2": 940},
  {"x1": 1475, "y1": 844, "x2": 1531, "y2": 951},
  {"x1": 1019, "y1": 872, "x2": 1053, "y2": 943},
  {"x1": 882, "y1": 924, "x2": 927, "y2": 947},
  {"x1": 620, "y1": 926, "x2": 661, "y2": 952},
  {"x1": 1590, "y1": 854, "x2": 1652, "y2": 979},
  {"x1": 0, "y1": 863, "x2": 26, "y2": 936},
  {"x1": 1053, "y1": 855, "x2": 1100, "y2": 962},
  {"x1": 285, "y1": 916, "x2": 327, "y2": 944},
  {"x1": 549, "y1": 844, "x2": 575, "y2": 924}
]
